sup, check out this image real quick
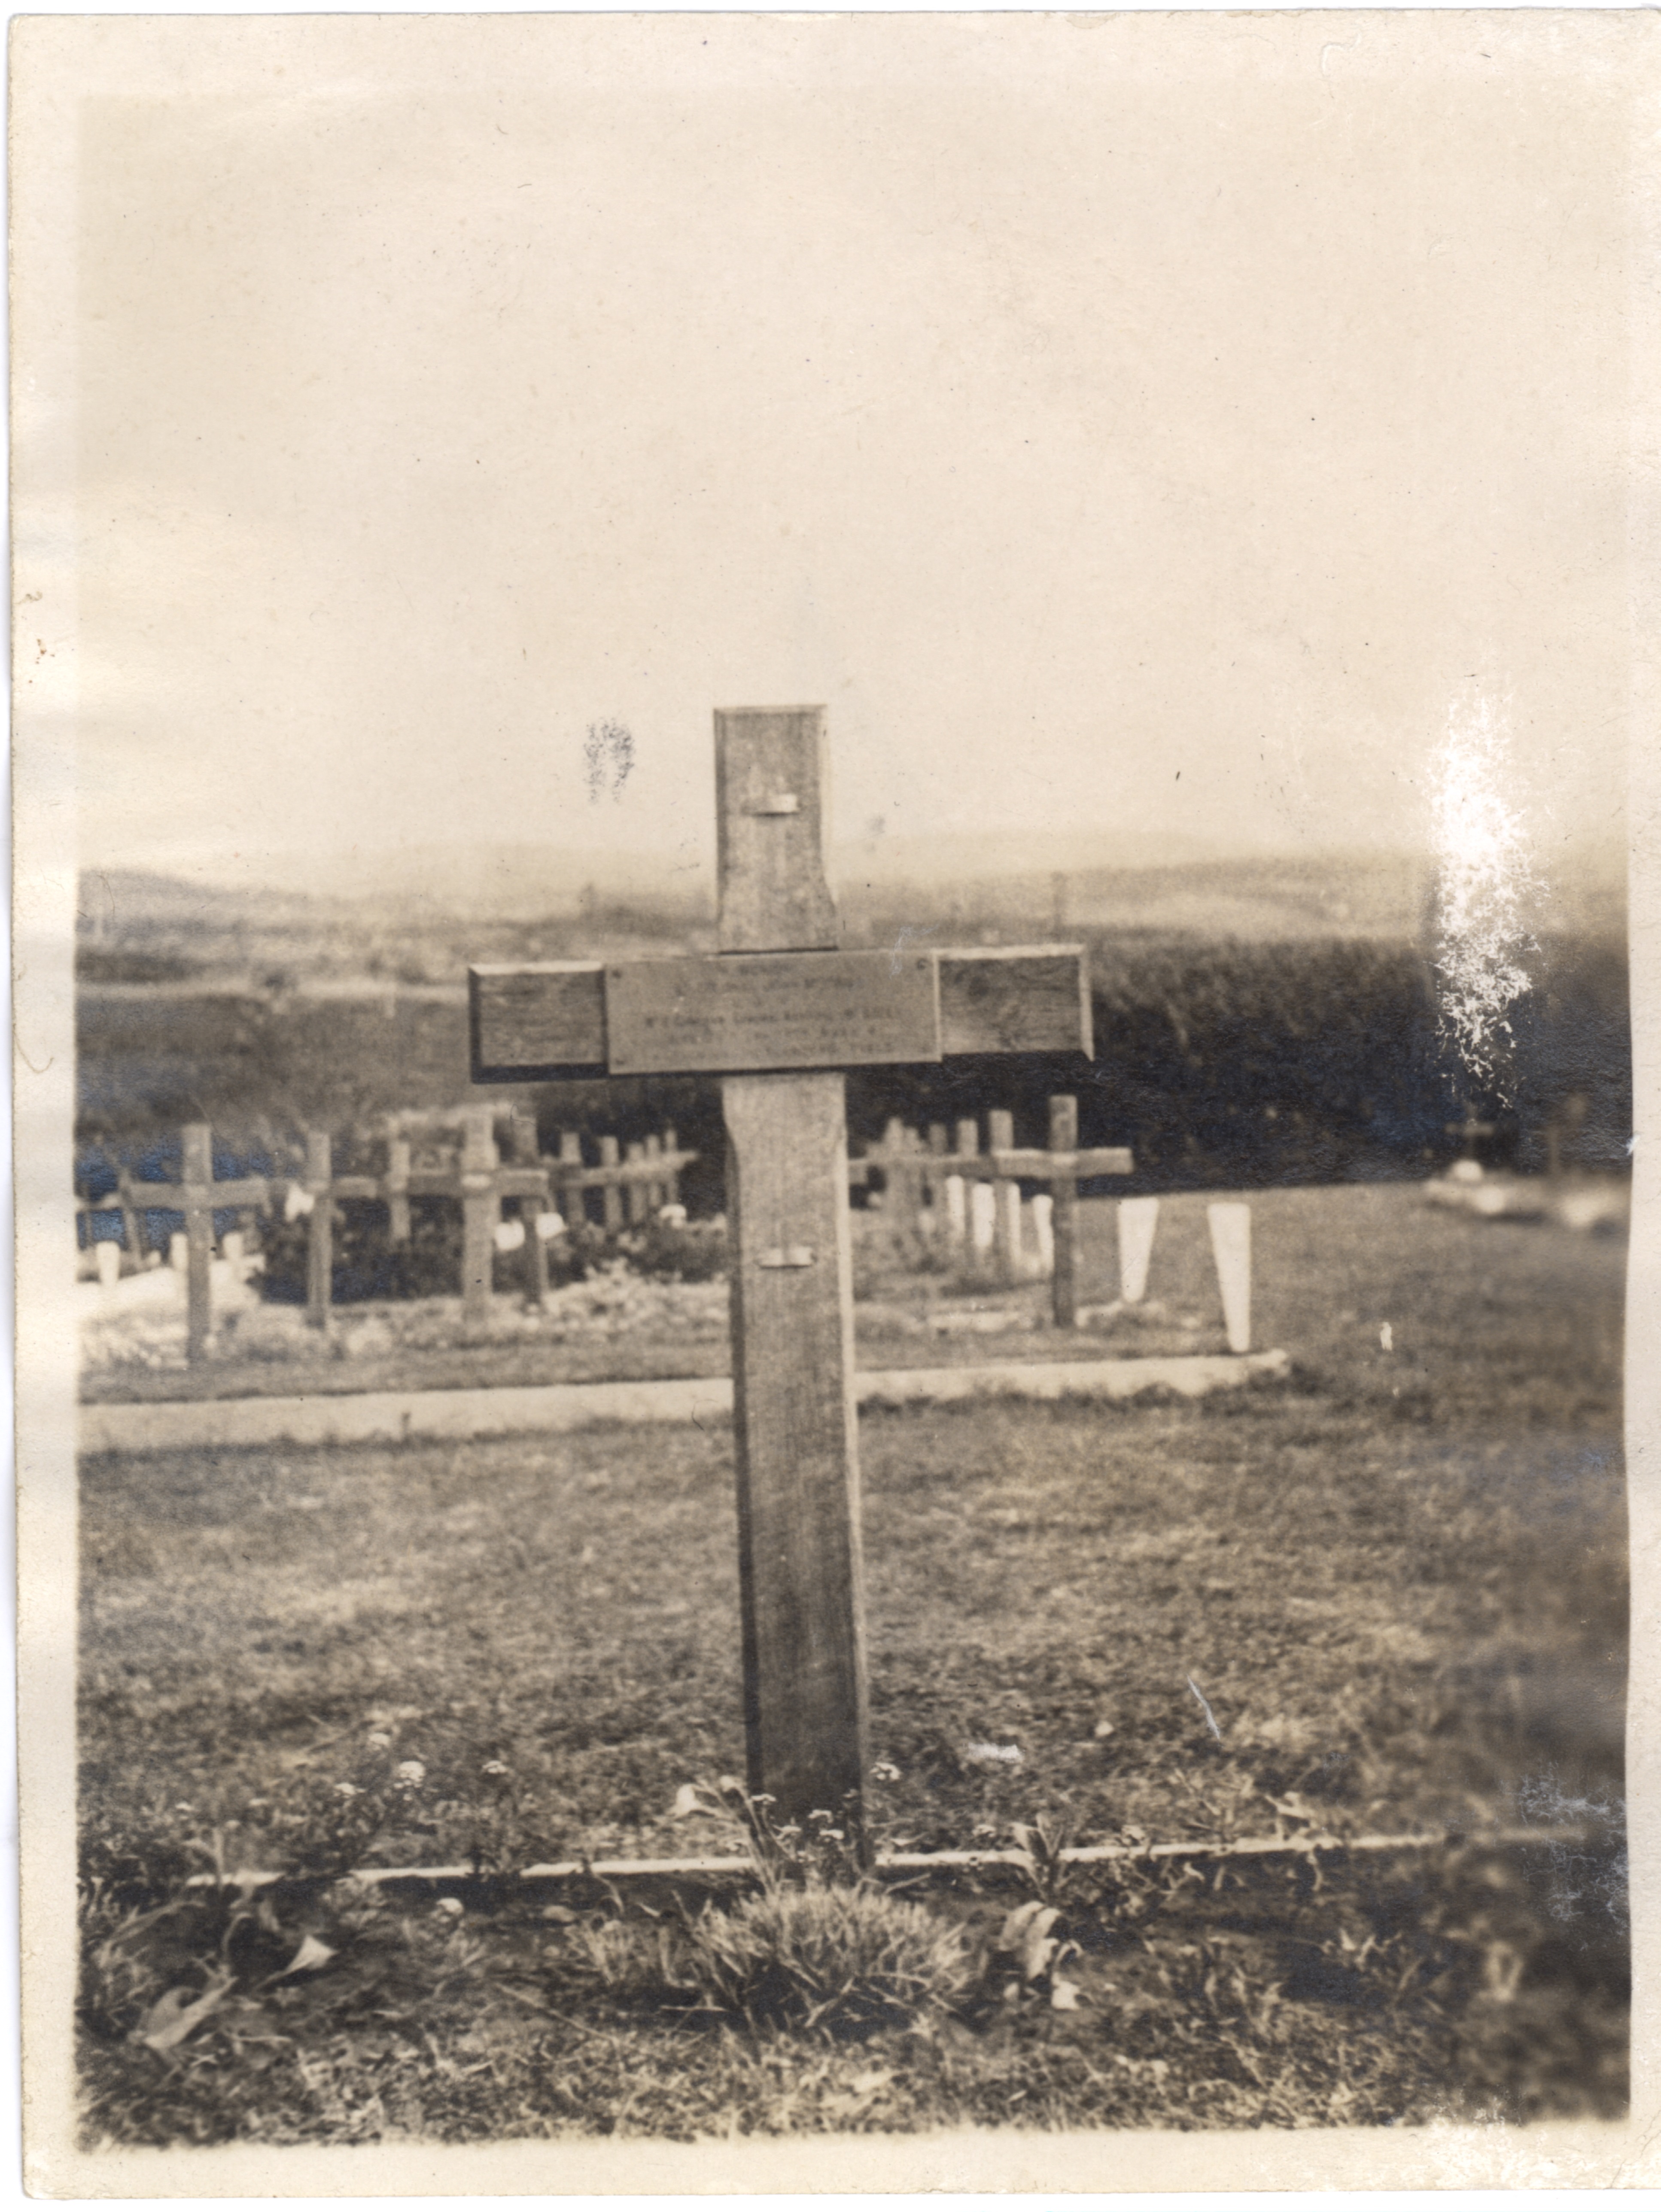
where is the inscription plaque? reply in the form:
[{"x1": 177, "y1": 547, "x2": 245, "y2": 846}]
[{"x1": 605, "y1": 950, "x2": 942, "y2": 1075}]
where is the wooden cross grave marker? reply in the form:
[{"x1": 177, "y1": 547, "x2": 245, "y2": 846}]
[
  {"x1": 177, "y1": 1126, "x2": 271, "y2": 1362},
  {"x1": 1446, "y1": 1102, "x2": 1497, "y2": 1163},
  {"x1": 469, "y1": 707, "x2": 1093, "y2": 1836}
]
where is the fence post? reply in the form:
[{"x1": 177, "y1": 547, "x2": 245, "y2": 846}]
[
  {"x1": 182, "y1": 1122, "x2": 215, "y2": 1363},
  {"x1": 662, "y1": 1127, "x2": 682, "y2": 1208},
  {"x1": 1048, "y1": 1094, "x2": 1080, "y2": 1328},
  {"x1": 460, "y1": 1104, "x2": 498, "y2": 1327},
  {"x1": 305, "y1": 1130, "x2": 333, "y2": 1329}
]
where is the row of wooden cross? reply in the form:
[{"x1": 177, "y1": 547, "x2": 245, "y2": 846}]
[
  {"x1": 853, "y1": 1106, "x2": 1130, "y2": 1324},
  {"x1": 75, "y1": 1112, "x2": 699, "y2": 1358}
]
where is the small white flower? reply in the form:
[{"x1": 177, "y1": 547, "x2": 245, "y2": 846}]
[
  {"x1": 366, "y1": 1732, "x2": 392, "y2": 1751},
  {"x1": 395, "y1": 1760, "x2": 426, "y2": 1786},
  {"x1": 333, "y1": 1782, "x2": 362, "y2": 1799},
  {"x1": 481, "y1": 1759, "x2": 510, "y2": 1778},
  {"x1": 870, "y1": 1759, "x2": 901, "y2": 1784},
  {"x1": 435, "y1": 1896, "x2": 464, "y2": 1917}
]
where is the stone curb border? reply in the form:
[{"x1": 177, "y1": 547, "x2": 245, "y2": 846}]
[
  {"x1": 80, "y1": 1350, "x2": 1290, "y2": 1455},
  {"x1": 186, "y1": 1818, "x2": 1595, "y2": 1893}
]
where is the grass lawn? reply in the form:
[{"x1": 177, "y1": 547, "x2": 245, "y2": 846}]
[{"x1": 77, "y1": 1182, "x2": 1628, "y2": 2142}]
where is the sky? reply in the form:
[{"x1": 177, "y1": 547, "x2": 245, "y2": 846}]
[{"x1": 60, "y1": 13, "x2": 1639, "y2": 891}]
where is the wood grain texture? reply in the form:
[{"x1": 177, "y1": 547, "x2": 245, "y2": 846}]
[
  {"x1": 605, "y1": 948, "x2": 940, "y2": 1074},
  {"x1": 715, "y1": 707, "x2": 837, "y2": 954},
  {"x1": 1049, "y1": 1093, "x2": 1080, "y2": 1330},
  {"x1": 181, "y1": 1123, "x2": 213, "y2": 1363},
  {"x1": 304, "y1": 1130, "x2": 332, "y2": 1330},
  {"x1": 724, "y1": 1070, "x2": 868, "y2": 1827},
  {"x1": 469, "y1": 962, "x2": 606, "y2": 1081},
  {"x1": 472, "y1": 946, "x2": 1087, "y2": 1079},
  {"x1": 937, "y1": 946, "x2": 1092, "y2": 1056},
  {"x1": 460, "y1": 1106, "x2": 497, "y2": 1327}
]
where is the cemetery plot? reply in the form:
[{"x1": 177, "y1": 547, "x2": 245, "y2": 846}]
[{"x1": 76, "y1": 1181, "x2": 1626, "y2": 2141}]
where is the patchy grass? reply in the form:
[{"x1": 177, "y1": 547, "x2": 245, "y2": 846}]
[
  {"x1": 78, "y1": 1841, "x2": 1626, "y2": 2146},
  {"x1": 77, "y1": 1182, "x2": 1628, "y2": 2138}
]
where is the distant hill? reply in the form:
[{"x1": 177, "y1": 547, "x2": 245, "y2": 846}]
[{"x1": 77, "y1": 832, "x2": 1624, "y2": 986}]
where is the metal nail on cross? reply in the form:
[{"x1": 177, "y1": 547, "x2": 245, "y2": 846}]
[{"x1": 468, "y1": 707, "x2": 1094, "y2": 1841}]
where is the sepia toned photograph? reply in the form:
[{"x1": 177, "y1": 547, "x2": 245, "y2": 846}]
[{"x1": 12, "y1": 10, "x2": 1655, "y2": 2190}]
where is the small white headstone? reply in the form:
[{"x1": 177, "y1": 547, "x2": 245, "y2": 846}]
[
  {"x1": 944, "y1": 1176, "x2": 967, "y2": 1245},
  {"x1": 168, "y1": 1231, "x2": 189, "y2": 1272},
  {"x1": 536, "y1": 1211, "x2": 567, "y2": 1241},
  {"x1": 222, "y1": 1230, "x2": 245, "y2": 1280},
  {"x1": 1207, "y1": 1201, "x2": 1252, "y2": 1354},
  {"x1": 94, "y1": 1240, "x2": 121, "y2": 1292},
  {"x1": 494, "y1": 1217, "x2": 526, "y2": 1254},
  {"x1": 970, "y1": 1181, "x2": 996, "y2": 1252},
  {"x1": 1000, "y1": 1180, "x2": 1023, "y2": 1266},
  {"x1": 1118, "y1": 1197, "x2": 1160, "y2": 1304},
  {"x1": 1031, "y1": 1193, "x2": 1055, "y2": 1273}
]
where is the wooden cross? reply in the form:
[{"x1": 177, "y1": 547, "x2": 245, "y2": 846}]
[
  {"x1": 878, "y1": 1102, "x2": 1131, "y2": 1322},
  {"x1": 1446, "y1": 1102, "x2": 1497, "y2": 1162},
  {"x1": 176, "y1": 1124, "x2": 271, "y2": 1361},
  {"x1": 469, "y1": 706, "x2": 1092, "y2": 1833}
]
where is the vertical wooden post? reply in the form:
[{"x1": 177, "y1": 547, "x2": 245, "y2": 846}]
[
  {"x1": 663, "y1": 1127, "x2": 682, "y2": 1208},
  {"x1": 988, "y1": 1109, "x2": 1017, "y2": 1284},
  {"x1": 923, "y1": 1123, "x2": 948, "y2": 1214},
  {"x1": 643, "y1": 1132, "x2": 663, "y2": 1213},
  {"x1": 1048, "y1": 1093, "x2": 1080, "y2": 1328},
  {"x1": 718, "y1": 704, "x2": 867, "y2": 1835},
  {"x1": 954, "y1": 1117, "x2": 981, "y2": 1261},
  {"x1": 460, "y1": 1104, "x2": 498, "y2": 1327},
  {"x1": 625, "y1": 1140, "x2": 649, "y2": 1225},
  {"x1": 386, "y1": 1136, "x2": 412, "y2": 1246},
  {"x1": 181, "y1": 1123, "x2": 214, "y2": 1363},
  {"x1": 305, "y1": 1130, "x2": 333, "y2": 1330},
  {"x1": 558, "y1": 1131, "x2": 584, "y2": 1228},
  {"x1": 116, "y1": 1166, "x2": 145, "y2": 1268},
  {"x1": 510, "y1": 1110, "x2": 550, "y2": 1308},
  {"x1": 599, "y1": 1135, "x2": 624, "y2": 1229}
]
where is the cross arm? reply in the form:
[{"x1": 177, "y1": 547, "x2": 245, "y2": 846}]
[
  {"x1": 469, "y1": 944, "x2": 1092, "y2": 1082},
  {"x1": 983, "y1": 1147, "x2": 1134, "y2": 1181},
  {"x1": 99, "y1": 1175, "x2": 273, "y2": 1212}
]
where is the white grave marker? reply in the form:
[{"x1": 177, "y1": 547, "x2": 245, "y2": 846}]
[
  {"x1": 1118, "y1": 1196, "x2": 1160, "y2": 1304},
  {"x1": 1207, "y1": 1201, "x2": 1252, "y2": 1354},
  {"x1": 970, "y1": 1180, "x2": 997, "y2": 1254}
]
